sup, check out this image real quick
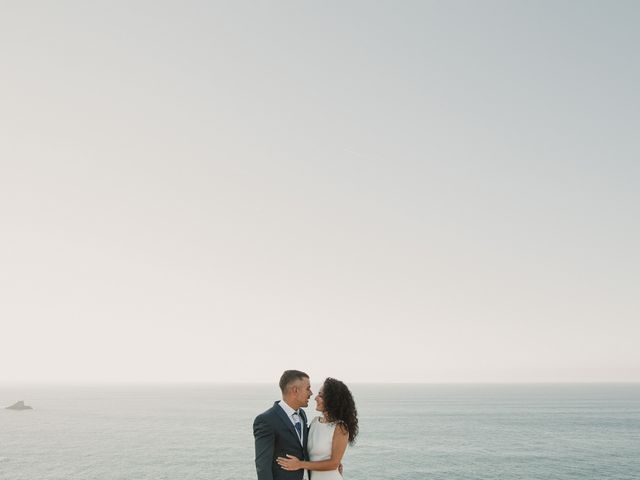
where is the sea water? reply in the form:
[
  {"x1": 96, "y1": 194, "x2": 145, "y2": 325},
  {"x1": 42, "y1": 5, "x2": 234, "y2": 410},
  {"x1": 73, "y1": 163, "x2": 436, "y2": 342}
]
[{"x1": 1, "y1": 384, "x2": 638, "y2": 479}]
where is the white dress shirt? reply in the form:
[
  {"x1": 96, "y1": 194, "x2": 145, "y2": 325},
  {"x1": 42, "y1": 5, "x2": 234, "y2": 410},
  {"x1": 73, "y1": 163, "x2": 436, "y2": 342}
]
[
  {"x1": 278, "y1": 400, "x2": 304, "y2": 444},
  {"x1": 278, "y1": 400, "x2": 308, "y2": 480}
]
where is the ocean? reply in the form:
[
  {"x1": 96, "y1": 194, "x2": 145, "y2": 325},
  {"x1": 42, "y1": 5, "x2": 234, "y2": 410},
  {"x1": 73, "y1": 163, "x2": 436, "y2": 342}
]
[{"x1": 1, "y1": 384, "x2": 639, "y2": 479}]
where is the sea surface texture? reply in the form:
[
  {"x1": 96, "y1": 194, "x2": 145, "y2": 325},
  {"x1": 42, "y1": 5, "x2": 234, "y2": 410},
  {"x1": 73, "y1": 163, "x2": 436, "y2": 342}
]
[{"x1": 1, "y1": 384, "x2": 639, "y2": 479}]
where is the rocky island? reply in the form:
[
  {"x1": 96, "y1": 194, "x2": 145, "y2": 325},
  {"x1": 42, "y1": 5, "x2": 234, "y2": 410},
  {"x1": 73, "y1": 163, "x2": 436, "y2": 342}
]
[{"x1": 6, "y1": 401, "x2": 33, "y2": 410}]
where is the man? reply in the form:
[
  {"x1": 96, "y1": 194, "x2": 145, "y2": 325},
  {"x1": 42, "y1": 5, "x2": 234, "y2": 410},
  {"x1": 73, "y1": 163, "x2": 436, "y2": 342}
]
[{"x1": 254, "y1": 370, "x2": 312, "y2": 480}]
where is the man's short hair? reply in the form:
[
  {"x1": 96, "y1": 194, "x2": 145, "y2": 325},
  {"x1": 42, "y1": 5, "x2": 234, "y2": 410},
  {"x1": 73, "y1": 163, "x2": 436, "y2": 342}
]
[{"x1": 279, "y1": 370, "x2": 309, "y2": 393}]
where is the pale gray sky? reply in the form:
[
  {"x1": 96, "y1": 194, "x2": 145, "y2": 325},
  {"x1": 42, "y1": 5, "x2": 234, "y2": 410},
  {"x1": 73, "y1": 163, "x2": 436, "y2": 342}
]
[{"x1": 1, "y1": 1, "x2": 638, "y2": 383}]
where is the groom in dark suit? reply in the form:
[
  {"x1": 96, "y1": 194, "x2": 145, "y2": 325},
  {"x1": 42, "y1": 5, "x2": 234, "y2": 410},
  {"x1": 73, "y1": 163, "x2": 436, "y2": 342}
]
[{"x1": 254, "y1": 370, "x2": 312, "y2": 480}]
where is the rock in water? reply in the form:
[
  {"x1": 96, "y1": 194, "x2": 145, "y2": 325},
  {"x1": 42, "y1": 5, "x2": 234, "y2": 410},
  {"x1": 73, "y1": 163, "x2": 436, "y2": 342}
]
[{"x1": 6, "y1": 401, "x2": 33, "y2": 410}]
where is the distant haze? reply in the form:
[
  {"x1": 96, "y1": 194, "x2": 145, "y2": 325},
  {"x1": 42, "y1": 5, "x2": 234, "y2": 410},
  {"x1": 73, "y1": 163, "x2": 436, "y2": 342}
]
[{"x1": 1, "y1": 1, "x2": 638, "y2": 383}]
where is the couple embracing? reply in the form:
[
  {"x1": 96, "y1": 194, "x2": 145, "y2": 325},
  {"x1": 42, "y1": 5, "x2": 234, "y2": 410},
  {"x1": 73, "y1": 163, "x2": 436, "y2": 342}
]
[{"x1": 253, "y1": 370, "x2": 359, "y2": 480}]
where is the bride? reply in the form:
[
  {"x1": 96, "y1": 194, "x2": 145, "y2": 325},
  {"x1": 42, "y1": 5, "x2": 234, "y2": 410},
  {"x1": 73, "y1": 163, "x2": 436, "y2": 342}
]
[{"x1": 277, "y1": 377, "x2": 359, "y2": 479}]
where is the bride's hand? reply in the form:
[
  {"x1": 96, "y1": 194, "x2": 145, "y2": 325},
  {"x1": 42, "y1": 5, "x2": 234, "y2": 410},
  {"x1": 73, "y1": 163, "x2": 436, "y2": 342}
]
[{"x1": 276, "y1": 454, "x2": 302, "y2": 471}]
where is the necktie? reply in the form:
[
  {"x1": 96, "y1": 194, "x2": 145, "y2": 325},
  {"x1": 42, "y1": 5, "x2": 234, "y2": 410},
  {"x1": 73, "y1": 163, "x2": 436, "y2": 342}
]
[{"x1": 293, "y1": 412, "x2": 302, "y2": 440}]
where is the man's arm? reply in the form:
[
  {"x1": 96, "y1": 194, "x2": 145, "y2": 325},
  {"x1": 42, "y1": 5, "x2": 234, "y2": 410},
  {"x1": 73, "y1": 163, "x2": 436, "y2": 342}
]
[
  {"x1": 278, "y1": 424, "x2": 349, "y2": 472},
  {"x1": 253, "y1": 414, "x2": 275, "y2": 480}
]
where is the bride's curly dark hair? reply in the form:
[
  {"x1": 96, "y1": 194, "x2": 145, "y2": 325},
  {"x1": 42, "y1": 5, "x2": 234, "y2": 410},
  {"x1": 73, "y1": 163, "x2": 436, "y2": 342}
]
[{"x1": 322, "y1": 377, "x2": 359, "y2": 444}]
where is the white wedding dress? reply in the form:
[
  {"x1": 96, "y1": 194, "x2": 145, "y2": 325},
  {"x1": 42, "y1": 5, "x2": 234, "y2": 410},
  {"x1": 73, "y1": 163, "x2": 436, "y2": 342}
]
[{"x1": 307, "y1": 416, "x2": 345, "y2": 480}]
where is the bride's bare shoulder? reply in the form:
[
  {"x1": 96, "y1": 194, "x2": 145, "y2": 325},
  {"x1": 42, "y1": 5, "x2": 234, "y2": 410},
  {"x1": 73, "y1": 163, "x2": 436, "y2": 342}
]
[{"x1": 335, "y1": 420, "x2": 349, "y2": 436}]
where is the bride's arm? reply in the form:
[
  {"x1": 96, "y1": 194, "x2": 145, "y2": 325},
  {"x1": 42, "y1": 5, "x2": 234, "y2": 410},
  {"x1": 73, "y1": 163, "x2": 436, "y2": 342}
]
[{"x1": 277, "y1": 424, "x2": 348, "y2": 472}]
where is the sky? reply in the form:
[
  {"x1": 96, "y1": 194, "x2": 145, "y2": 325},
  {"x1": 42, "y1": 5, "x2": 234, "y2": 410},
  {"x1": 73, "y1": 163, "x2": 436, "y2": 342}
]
[{"x1": 1, "y1": 1, "x2": 638, "y2": 383}]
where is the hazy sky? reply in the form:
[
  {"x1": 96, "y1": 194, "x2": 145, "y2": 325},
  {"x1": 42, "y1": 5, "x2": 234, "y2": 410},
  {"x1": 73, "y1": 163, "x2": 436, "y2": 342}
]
[{"x1": 1, "y1": 1, "x2": 638, "y2": 383}]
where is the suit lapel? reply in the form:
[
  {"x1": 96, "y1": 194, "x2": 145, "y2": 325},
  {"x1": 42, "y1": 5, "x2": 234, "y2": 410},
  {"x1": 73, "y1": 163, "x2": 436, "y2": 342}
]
[
  {"x1": 300, "y1": 409, "x2": 308, "y2": 448},
  {"x1": 274, "y1": 402, "x2": 302, "y2": 445}
]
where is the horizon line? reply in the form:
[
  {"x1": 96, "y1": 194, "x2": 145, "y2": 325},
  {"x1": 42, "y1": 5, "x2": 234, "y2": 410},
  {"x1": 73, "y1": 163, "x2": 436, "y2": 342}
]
[{"x1": 1, "y1": 380, "x2": 639, "y2": 385}]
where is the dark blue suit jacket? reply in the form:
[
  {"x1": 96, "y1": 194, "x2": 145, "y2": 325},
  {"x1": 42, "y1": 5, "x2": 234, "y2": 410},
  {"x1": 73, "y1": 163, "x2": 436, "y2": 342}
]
[{"x1": 253, "y1": 401, "x2": 310, "y2": 480}]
